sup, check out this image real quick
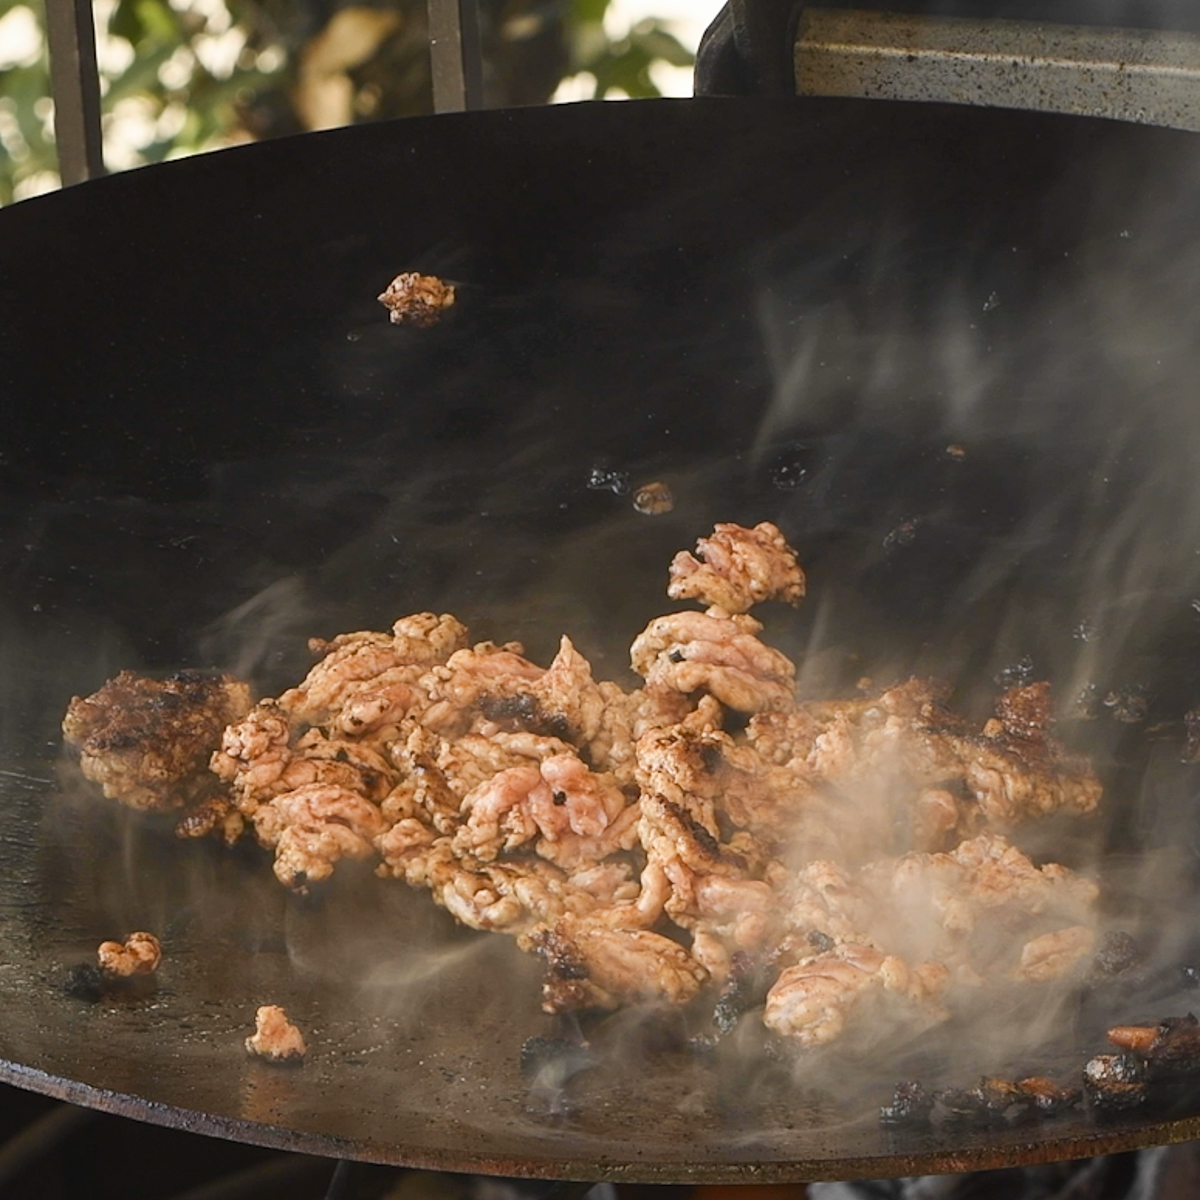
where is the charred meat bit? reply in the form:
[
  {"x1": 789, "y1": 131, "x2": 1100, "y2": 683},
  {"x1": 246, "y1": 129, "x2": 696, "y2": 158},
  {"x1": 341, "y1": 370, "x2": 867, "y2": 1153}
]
[
  {"x1": 97, "y1": 932, "x2": 161, "y2": 977},
  {"x1": 63, "y1": 671, "x2": 251, "y2": 812},
  {"x1": 1083, "y1": 1053, "x2": 1147, "y2": 1111},
  {"x1": 245, "y1": 1005, "x2": 306, "y2": 1064},
  {"x1": 711, "y1": 954, "x2": 769, "y2": 1036},
  {"x1": 667, "y1": 521, "x2": 806, "y2": 614},
  {"x1": 63, "y1": 962, "x2": 108, "y2": 1002},
  {"x1": 1015, "y1": 1076, "x2": 1081, "y2": 1116},
  {"x1": 1108, "y1": 1015, "x2": 1200, "y2": 1076},
  {"x1": 377, "y1": 272, "x2": 456, "y2": 327}
]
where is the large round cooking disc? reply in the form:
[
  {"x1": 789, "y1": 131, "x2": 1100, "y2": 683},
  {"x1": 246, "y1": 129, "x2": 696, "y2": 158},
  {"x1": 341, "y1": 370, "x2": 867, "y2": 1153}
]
[{"x1": 5, "y1": 96, "x2": 1200, "y2": 1181}]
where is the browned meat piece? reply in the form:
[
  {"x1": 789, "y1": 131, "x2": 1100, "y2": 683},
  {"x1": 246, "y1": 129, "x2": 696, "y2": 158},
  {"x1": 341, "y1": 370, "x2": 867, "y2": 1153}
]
[
  {"x1": 212, "y1": 704, "x2": 394, "y2": 815},
  {"x1": 764, "y1": 940, "x2": 950, "y2": 1047},
  {"x1": 454, "y1": 752, "x2": 636, "y2": 868},
  {"x1": 252, "y1": 783, "x2": 389, "y2": 891},
  {"x1": 392, "y1": 840, "x2": 596, "y2": 935},
  {"x1": 1015, "y1": 926, "x2": 1096, "y2": 982},
  {"x1": 1108, "y1": 1015, "x2": 1200, "y2": 1074},
  {"x1": 778, "y1": 860, "x2": 872, "y2": 949},
  {"x1": 175, "y1": 794, "x2": 245, "y2": 845},
  {"x1": 632, "y1": 697, "x2": 820, "y2": 848},
  {"x1": 210, "y1": 701, "x2": 292, "y2": 802},
  {"x1": 804, "y1": 678, "x2": 964, "y2": 787},
  {"x1": 745, "y1": 707, "x2": 828, "y2": 767},
  {"x1": 848, "y1": 834, "x2": 1097, "y2": 983},
  {"x1": 64, "y1": 670, "x2": 251, "y2": 812},
  {"x1": 469, "y1": 636, "x2": 608, "y2": 747},
  {"x1": 419, "y1": 641, "x2": 546, "y2": 735},
  {"x1": 1108, "y1": 1025, "x2": 1160, "y2": 1054},
  {"x1": 280, "y1": 613, "x2": 466, "y2": 725},
  {"x1": 530, "y1": 914, "x2": 707, "y2": 1012},
  {"x1": 592, "y1": 684, "x2": 699, "y2": 789},
  {"x1": 1012, "y1": 1076, "x2": 1082, "y2": 1114},
  {"x1": 763, "y1": 679, "x2": 1099, "y2": 844},
  {"x1": 97, "y1": 932, "x2": 161, "y2": 977},
  {"x1": 245, "y1": 1005, "x2": 306, "y2": 1063},
  {"x1": 631, "y1": 610, "x2": 795, "y2": 712},
  {"x1": 911, "y1": 788, "x2": 962, "y2": 854},
  {"x1": 955, "y1": 683, "x2": 1102, "y2": 825},
  {"x1": 377, "y1": 272, "x2": 456, "y2": 327},
  {"x1": 668, "y1": 522, "x2": 805, "y2": 614},
  {"x1": 331, "y1": 667, "x2": 428, "y2": 738},
  {"x1": 379, "y1": 734, "x2": 464, "y2": 839}
]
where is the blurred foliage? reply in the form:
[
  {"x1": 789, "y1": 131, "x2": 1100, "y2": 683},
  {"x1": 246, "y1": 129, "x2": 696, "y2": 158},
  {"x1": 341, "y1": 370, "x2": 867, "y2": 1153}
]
[{"x1": 0, "y1": 0, "x2": 692, "y2": 204}]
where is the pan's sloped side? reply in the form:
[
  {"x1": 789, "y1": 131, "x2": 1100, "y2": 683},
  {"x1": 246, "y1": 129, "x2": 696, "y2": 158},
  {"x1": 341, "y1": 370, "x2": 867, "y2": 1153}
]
[{"x1": 5, "y1": 97, "x2": 1200, "y2": 1179}]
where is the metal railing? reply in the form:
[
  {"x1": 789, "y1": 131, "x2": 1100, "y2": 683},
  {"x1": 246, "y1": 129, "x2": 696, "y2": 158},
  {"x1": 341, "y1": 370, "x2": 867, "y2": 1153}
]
[
  {"x1": 44, "y1": 0, "x2": 1200, "y2": 190},
  {"x1": 41, "y1": 0, "x2": 486, "y2": 186}
]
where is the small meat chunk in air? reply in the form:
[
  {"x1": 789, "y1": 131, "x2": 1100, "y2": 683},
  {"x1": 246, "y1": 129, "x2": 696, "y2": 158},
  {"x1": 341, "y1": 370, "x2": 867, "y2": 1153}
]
[
  {"x1": 631, "y1": 610, "x2": 795, "y2": 713},
  {"x1": 377, "y1": 272, "x2": 456, "y2": 327},
  {"x1": 668, "y1": 522, "x2": 806, "y2": 613},
  {"x1": 64, "y1": 671, "x2": 251, "y2": 811},
  {"x1": 245, "y1": 1005, "x2": 306, "y2": 1063},
  {"x1": 97, "y1": 932, "x2": 162, "y2": 977}
]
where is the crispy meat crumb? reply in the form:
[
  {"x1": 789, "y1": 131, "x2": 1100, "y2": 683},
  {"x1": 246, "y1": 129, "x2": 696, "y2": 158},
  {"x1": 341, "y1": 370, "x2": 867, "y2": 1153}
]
[
  {"x1": 245, "y1": 1005, "x2": 306, "y2": 1064},
  {"x1": 377, "y1": 273, "x2": 456, "y2": 327},
  {"x1": 98, "y1": 932, "x2": 161, "y2": 977}
]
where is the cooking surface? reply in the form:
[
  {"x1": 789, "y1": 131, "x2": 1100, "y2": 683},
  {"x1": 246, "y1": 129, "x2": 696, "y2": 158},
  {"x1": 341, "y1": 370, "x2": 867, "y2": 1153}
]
[{"x1": 5, "y1": 97, "x2": 1200, "y2": 1180}]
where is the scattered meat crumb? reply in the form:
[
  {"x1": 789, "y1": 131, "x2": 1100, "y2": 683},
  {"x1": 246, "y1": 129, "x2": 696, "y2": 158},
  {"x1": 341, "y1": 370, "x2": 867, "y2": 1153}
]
[
  {"x1": 98, "y1": 932, "x2": 162, "y2": 977},
  {"x1": 245, "y1": 1005, "x2": 307, "y2": 1064},
  {"x1": 633, "y1": 482, "x2": 674, "y2": 515},
  {"x1": 377, "y1": 273, "x2": 456, "y2": 327}
]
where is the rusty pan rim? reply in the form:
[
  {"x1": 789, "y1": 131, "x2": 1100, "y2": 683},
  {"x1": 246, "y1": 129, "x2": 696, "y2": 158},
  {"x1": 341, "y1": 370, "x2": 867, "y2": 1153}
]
[{"x1": 4, "y1": 1056, "x2": 1200, "y2": 1183}]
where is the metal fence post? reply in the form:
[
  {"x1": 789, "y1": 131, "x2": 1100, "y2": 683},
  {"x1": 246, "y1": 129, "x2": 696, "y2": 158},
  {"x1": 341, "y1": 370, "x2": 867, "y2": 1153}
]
[
  {"x1": 43, "y1": 0, "x2": 105, "y2": 184},
  {"x1": 427, "y1": 0, "x2": 483, "y2": 112}
]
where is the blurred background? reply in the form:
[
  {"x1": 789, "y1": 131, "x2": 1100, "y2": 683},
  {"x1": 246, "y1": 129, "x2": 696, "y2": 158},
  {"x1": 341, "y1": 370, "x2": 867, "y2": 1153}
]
[{"x1": 0, "y1": 0, "x2": 719, "y2": 204}]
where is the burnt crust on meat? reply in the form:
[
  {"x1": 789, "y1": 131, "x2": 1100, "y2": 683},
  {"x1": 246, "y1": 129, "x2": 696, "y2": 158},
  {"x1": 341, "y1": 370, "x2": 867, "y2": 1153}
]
[{"x1": 63, "y1": 670, "x2": 251, "y2": 812}]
